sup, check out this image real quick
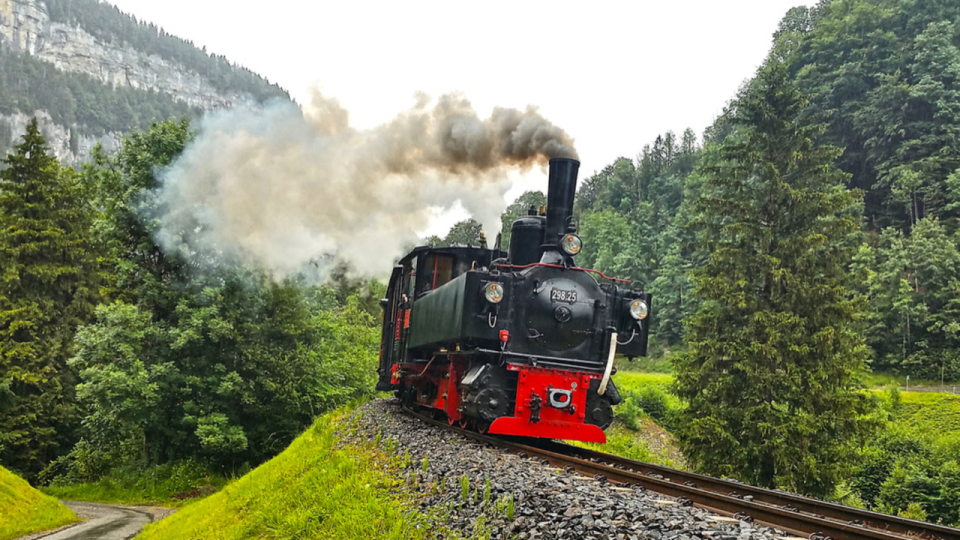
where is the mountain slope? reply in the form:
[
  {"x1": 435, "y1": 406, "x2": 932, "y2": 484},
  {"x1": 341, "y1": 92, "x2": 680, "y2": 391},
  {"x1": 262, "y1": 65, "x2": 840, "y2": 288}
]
[{"x1": 0, "y1": 0, "x2": 289, "y2": 161}]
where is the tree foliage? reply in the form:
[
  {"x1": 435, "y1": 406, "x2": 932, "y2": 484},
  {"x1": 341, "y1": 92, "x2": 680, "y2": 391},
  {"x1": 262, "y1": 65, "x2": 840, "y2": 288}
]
[
  {"x1": 0, "y1": 119, "x2": 100, "y2": 479},
  {"x1": 435, "y1": 219, "x2": 484, "y2": 247},
  {"x1": 673, "y1": 64, "x2": 874, "y2": 497},
  {"x1": 573, "y1": 134, "x2": 701, "y2": 346},
  {"x1": 0, "y1": 52, "x2": 200, "y2": 139},
  {"x1": 58, "y1": 121, "x2": 379, "y2": 472}
]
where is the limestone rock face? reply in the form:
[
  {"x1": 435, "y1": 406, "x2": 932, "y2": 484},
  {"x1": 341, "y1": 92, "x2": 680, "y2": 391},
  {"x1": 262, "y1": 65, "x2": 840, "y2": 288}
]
[
  {"x1": 0, "y1": 110, "x2": 121, "y2": 163},
  {"x1": 0, "y1": 0, "x2": 262, "y2": 161}
]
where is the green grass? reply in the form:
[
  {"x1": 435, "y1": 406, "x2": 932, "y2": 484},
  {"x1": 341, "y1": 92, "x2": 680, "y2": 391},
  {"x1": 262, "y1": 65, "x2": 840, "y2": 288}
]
[
  {"x1": 613, "y1": 371, "x2": 675, "y2": 390},
  {"x1": 135, "y1": 408, "x2": 436, "y2": 540},
  {"x1": 862, "y1": 372, "x2": 960, "y2": 388},
  {"x1": 43, "y1": 461, "x2": 227, "y2": 506},
  {"x1": 571, "y1": 423, "x2": 678, "y2": 467},
  {"x1": 616, "y1": 356, "x2": 674, "y2": 373},
  {"x1": 0, "y1": 466, "x2": 79, "y2": 540},
  {"x1": 897, "y1": 391, "x2": 960, "y2": 436}
]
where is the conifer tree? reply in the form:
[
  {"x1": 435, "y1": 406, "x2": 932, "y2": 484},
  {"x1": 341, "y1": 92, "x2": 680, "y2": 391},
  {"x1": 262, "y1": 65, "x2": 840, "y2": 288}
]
[
  {"x1": 0, "y1": 118, "x2": 99, "y2": 479},
  {"x1": 673, "y1": 65, "x2": 874, "y2": 497}
]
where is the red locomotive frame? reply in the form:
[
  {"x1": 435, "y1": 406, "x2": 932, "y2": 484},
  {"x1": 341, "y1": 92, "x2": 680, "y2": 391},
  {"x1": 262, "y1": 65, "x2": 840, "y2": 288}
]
[{"x1": 390, "y1": 356, "x2": 607, "y2": 443}]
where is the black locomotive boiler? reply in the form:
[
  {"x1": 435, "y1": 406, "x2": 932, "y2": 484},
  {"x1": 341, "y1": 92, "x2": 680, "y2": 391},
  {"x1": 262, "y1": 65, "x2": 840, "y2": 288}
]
[{"x1": 376, "y1": 158, "x2": 651, "y2": 443}]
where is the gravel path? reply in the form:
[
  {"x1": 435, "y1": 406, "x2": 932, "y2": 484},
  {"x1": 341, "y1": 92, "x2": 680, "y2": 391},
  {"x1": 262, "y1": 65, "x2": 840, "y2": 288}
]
[{"x1": 343, "y1": 399, "x2": 794, "y2": 540}]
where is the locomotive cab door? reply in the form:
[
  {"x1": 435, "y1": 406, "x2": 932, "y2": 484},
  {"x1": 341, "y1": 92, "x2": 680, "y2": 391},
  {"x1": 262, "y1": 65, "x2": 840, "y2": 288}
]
[{"x1": 376, "y1": 265, "x2": 404, "y2": 391}]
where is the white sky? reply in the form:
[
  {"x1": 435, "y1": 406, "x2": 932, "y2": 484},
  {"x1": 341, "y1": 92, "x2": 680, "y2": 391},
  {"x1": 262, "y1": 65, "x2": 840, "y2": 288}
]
[{"x1": 105, "y1": 0, "x2": 812, "y2": 235}]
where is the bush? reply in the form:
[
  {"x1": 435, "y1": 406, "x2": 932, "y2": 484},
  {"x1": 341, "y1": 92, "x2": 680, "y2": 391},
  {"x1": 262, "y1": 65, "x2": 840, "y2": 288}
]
[
  {"x1": 43, "y1": 460, "x2": 226, "y2": 505},
  {"x1": 848, "y1": 416, "x2": 960, "y2": 525},
  {"x1": 898, "y1": 502, "x2": 928, "y2": 522},
  {"x1": 624, "y1": 385, "x2": 682, "y2": 431},
  {"x1": 616, "y1": 398, "x2": 643, "y2": 431}
]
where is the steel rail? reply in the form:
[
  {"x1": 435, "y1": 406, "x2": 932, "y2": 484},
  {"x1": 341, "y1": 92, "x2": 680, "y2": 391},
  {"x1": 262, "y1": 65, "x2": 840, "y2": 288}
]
[
  {"x1": 401, "y1": 406, "x2": 960, "y2": 540},
  {"x1": 535, "y1": 440, "x2": 960, "y2": 540}
]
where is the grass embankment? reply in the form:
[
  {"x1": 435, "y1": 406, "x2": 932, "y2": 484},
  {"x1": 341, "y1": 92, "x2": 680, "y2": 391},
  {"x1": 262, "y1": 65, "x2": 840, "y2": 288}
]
[
  {"x1": 43, "y1": 461, "x2": 227, "y2": 506},
  {"x1": 136, "y1": 408, "x2": 433, "y2": 540},
  {"x1": 0, "y1": 466, "x2": 79, "y2": 540},
  {"x1": 571, "y1": 370, "x2": 683, "y2": 467}
]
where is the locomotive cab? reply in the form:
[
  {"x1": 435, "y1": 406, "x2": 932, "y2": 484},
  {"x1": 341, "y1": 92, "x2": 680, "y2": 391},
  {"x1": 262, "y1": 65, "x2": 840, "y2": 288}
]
[{"x1": 377, "y1": 158, "x2": 651, "y2": 444}]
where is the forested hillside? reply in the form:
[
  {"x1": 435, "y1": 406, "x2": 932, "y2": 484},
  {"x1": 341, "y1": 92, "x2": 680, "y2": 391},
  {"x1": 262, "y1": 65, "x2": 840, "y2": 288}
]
[
  {"x1": 0, "y1": 52, "x2": 199, "y2": 147},
  {"x1": 0, "y1": 120, "x2": 380, "y2": 488},
  {"x1": 0, "y1": 0, "x2": 289, "y2": 161},
  {"x1": 43, "y1": 0, "x2": 286, "y2": 103},
  {"x1": 573, "y1": 0, "x2": 960, "y2": 381}
]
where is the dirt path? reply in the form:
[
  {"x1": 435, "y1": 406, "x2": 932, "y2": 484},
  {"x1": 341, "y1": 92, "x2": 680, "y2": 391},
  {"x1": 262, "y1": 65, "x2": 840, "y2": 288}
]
[{"x1": 19, "y1": 501, "x2": 173, "y2": 540}]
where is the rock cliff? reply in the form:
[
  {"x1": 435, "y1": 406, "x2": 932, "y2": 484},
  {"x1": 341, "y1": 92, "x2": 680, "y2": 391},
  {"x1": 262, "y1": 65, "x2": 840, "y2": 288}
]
[{"x1": 0, "y1": 0, "x2": 269, "y2": 162}]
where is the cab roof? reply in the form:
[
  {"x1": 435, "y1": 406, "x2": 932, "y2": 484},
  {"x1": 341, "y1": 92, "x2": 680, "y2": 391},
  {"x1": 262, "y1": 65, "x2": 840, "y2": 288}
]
[{"x1": 398, "y1": 245, "x2": 504, "y2": 266}]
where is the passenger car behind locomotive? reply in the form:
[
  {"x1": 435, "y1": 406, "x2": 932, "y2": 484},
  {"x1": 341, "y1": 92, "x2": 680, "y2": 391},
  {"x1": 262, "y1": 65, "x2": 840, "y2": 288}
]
[{"x1": 376, "y1": 158, "x2": 651, "y2": 443}]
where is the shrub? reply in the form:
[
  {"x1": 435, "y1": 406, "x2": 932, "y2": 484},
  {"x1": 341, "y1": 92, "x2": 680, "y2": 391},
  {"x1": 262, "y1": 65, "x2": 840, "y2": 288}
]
[
  {"x1": 42, "y1": 460, "x2": 226, "y2": 504},
  {"x1": 616, "y1": 398, "x2": 643, "y2": 431},
  {"x1": 898, "y1": 502, "x2": 928, "y2": 522}
]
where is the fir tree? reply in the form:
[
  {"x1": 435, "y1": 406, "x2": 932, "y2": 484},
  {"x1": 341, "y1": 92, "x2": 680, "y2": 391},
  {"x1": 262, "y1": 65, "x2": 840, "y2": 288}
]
[
  {"x1": 673, "y1": 65, "x2": 875, "y2": 497},
  {"x1": 0, "y1": 119, "x2": 99, "y2": 479}
]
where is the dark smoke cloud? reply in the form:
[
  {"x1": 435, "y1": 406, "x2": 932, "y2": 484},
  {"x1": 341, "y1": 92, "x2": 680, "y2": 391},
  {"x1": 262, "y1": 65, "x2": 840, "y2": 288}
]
[{"x1": 153, "y1": 89, "x2": 577, "y2": 279}]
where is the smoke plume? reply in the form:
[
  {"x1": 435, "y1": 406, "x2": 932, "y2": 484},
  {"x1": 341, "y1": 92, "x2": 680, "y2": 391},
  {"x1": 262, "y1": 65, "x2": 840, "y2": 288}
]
[{"x1": 154, "y1": 89, "x2": 577, "y2": 279}]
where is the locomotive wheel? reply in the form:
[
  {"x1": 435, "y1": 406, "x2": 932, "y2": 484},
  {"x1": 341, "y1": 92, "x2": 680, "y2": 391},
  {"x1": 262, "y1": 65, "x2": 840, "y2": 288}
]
[
  {"x1": 399, "y1": 385, "x2": 415, "y2": 409},
  {"x1": 585, "y1": 396, "x2": 614, "y2": 430},
  {"x1": 473, "y1": 388, "x2": 512, "y2": 423}
]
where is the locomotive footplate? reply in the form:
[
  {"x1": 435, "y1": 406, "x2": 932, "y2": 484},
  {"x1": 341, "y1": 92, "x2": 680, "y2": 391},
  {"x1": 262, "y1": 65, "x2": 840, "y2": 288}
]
[{"x1": 488, "y1": 364, "x2": 606, "y2": 444}]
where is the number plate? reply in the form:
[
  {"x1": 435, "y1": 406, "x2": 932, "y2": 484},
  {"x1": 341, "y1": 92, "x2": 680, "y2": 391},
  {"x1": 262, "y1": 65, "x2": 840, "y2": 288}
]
[{"x1": 550, "y1": 288, "x2": 578, "y2": 303}]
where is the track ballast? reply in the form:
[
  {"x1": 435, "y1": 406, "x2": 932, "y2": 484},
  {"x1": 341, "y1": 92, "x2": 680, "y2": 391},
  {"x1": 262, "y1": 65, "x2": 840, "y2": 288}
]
[{"x1": 403, "y1": 406, "x2": 960, "y2": 540}]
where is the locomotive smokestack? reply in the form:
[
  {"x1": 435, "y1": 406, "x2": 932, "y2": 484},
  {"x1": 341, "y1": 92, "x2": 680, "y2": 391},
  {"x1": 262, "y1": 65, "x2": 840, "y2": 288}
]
[{"x1": 545, "y1": 158, "x2": 580, "y2": 245}]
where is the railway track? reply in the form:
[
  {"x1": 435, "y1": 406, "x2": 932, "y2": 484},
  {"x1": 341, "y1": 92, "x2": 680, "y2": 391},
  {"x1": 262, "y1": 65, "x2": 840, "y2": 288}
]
[{"x1": 404, "y1": 407, "x2": 960, "y2": 540}]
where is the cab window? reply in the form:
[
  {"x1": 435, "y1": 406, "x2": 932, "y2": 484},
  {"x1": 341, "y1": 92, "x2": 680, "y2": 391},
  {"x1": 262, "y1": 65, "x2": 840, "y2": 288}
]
[{"x1": 417, "y1": 254, "x2": 455, "y2": 297}]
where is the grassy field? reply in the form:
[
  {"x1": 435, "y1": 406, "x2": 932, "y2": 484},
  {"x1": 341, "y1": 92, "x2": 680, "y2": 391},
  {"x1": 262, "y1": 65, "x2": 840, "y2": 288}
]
[
  {"x1": 897, "y1": 391, "x2": 960, "y2": 436},
  {"x1": 136, "y1": 408, "x2": 435, "y2": 540},
  {"x1": 613, "y1": 370, "x2": 674, "y2": 389},
  {"x1": 0, "y1": 466, "x2": 79, "y2": 540},
  {"x1": 863, "y1": 372, "x2": 960, "y2": 389}
]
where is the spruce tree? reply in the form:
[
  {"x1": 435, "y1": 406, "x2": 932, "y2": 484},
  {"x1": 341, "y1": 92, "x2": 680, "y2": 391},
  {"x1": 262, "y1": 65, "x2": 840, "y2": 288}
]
[
  {"x1": 0, "y1": 118, "x2": 99, "y2": 479},
  {"x1": 673, "y1": 65, "x2": 874, "y2": 497}
]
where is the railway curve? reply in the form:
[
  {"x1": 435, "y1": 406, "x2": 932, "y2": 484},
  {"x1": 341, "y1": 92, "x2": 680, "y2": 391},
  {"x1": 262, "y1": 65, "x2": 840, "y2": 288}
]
[{"x1": 403, "y1": 406, "x2": 960, "y2": 540}]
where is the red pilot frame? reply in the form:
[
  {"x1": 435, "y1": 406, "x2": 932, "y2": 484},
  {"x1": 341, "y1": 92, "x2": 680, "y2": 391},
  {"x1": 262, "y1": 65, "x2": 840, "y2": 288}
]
[
  {"x1": 397, "y1": 357, "x2": 607, "y2": 444},
  {"x1": 488, "y1": 364, "x2": 606, "y2": 443}
]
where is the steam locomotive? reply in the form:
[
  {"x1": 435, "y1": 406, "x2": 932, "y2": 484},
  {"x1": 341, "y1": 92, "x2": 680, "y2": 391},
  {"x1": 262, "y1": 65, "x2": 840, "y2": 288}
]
[{"x1": 376, "y1": 158, "x2": 651, "y2": 443}]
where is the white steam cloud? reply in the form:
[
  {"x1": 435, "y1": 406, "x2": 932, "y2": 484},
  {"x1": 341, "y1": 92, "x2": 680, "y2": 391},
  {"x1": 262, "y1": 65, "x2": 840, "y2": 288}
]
[{"x1": 153, "y1": 89, "x2": 577, "y2": 279}]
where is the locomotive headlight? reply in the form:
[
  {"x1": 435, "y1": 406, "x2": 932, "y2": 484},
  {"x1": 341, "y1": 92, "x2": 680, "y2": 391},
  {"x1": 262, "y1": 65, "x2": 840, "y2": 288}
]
[
  {"x1": 559, "y1": 234, "x2": 583, "y2": 256},
  {"x1": 629, "y1": 299, "x2": 648, "y2": 320},
  {"x1": 484, "y1": 282, "x2": 504, "y2": 304}
]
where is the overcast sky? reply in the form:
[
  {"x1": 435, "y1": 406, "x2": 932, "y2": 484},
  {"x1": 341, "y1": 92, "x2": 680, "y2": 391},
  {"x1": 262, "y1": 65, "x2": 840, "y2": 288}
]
[{"x1": 105, "y1": 0, "x2": 811, "y2": 233}]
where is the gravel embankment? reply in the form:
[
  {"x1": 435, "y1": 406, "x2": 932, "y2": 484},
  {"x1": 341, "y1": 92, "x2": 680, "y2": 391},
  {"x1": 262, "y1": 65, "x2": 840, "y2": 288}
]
[{"x1": 341, "y1": 399, "x2": 793, "y2": 540}]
